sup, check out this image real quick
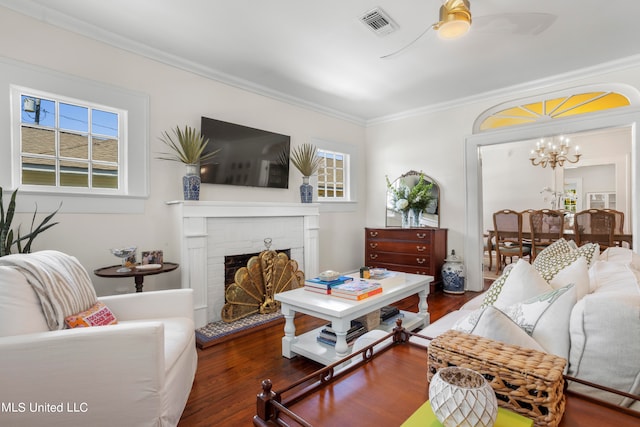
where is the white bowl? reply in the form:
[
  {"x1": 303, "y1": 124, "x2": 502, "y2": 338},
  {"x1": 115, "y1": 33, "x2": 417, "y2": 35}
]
[{"x1": 319, "y1": 270, "x2": 340, "y2": 281}]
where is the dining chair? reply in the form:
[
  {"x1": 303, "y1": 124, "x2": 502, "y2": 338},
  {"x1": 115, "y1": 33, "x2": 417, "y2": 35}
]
[
  {"x1": 530, "y1": 209, "x2": 565, "y2": 260},
  {"x1": 483, "y1": 232, "x2": 493, "y2": 272},
  {"x1": 493, "y1": 209, "x2": 531, "y2": 273},
  {"x1": 602, "y1": 209, "x2": 625, "y2": 247},
  {"x1": 573, "y1": 209, "x2": 615, "y2": 250}
]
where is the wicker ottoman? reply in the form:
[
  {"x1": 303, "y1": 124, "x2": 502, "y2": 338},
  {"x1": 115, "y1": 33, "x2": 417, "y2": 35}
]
[{"x1": 428, "y1": 330, "x2": 566, "y2": 427}]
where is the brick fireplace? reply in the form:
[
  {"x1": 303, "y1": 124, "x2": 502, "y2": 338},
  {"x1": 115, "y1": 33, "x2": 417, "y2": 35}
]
[{"x1": 169, "y1": 201, "x2": 320, "y2": 328}]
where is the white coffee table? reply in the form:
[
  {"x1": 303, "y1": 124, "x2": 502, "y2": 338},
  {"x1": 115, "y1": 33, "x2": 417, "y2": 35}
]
[{"x1": 275, "y1": 271, "x2": 431, "y2": 365}]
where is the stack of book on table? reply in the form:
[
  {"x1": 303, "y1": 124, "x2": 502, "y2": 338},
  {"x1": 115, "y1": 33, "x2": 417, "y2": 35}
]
[
  {"x1": 316, "y1": 320, "x2": 367, "y2": 347},
  {"x1": 304, "y1": 275, "x2": 353, "y2": 295},
  {"x1": 331, "y1": 279, "x2": 382, "y2": 301}
]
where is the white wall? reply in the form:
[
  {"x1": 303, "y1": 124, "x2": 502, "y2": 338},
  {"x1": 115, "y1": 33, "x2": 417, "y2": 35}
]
[{"x1": 0, "y1": 8, "x2": 366, "y2": 295}]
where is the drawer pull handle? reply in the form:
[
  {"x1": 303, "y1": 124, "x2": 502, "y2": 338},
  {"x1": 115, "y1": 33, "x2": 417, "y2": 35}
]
[
  {"x1": 370, "y1": 231, "x2": 378, "y2": 237},
  {"x1": 416, "y1": 246, "x2": 426, "y2": 252},
  {"x1": 416, "y1": 258, "x2": 426, "y2": 264},
  {"x1": 416, "y1": 233, "x2": 427, "y2": 239},
  {"x1": 369, "y1": 243, "x2": 378, "y2": 249},
  {"x1": 369, "y1": 254, "x2": 378, "y2": 259}
]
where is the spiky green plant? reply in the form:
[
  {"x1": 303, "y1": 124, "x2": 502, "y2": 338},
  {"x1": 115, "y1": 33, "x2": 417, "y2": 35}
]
[
  {"x1": 290, "y1": 143, "x2": 322, "y2": 177},
  {"x1": 157, "y1": 125, "x2": 220, "y2": 164},
  {"x1": 0, "y1": 187, "x2": 60, "y2": 257}
]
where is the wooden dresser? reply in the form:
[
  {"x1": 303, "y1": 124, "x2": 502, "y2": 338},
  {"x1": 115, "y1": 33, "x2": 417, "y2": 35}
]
[{"x1": 365, "y1": 227, "x2": 448, "y2": 288}]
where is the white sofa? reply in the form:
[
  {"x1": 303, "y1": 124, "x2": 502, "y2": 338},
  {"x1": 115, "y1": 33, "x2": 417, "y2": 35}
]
[
  {"x1": 0, "y1": 253, "x2": 197, "y2": 427},
  {"x1": 413, "y1": 242, "x2": 640, "y2": 409}
]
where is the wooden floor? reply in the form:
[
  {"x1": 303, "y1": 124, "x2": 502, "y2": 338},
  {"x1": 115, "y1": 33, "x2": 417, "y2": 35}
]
[{"x1": 178, "y1": 282, "x2": 490, "y2": 426}]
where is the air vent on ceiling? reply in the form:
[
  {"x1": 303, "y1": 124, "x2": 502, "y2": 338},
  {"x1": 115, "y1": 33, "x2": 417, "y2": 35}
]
[{"x1": 360, "y1": 7, "x2": 397, "y2": 36}]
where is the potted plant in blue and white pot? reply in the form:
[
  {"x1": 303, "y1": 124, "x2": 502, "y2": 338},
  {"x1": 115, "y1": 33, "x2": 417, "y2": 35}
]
[
  {"x1": 158, "y1": 125, "x2": 220, "y2": 200},
  {"x1": 290, "y1": 143, "x2": 322, "y2": 203}
]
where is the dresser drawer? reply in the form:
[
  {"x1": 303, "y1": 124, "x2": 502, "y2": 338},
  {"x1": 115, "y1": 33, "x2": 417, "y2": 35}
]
[
  {"x1": 366, "y1": 251, "x2": 431, "y2": 268},
  {"x1": 366, "y1": 240, "x2": 432, "y2": 254},
  {"x1": 366, "y1": 228, "x2": 433, "y2": 243}
]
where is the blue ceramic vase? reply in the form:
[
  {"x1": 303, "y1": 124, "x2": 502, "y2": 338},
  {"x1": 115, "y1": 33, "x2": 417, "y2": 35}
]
[
  {"x1": 183, "y1": 164, "x2": 201, "y2": 201},
  {"x1": 300, "y1": 176, "x2": 313, "y2": 203}
]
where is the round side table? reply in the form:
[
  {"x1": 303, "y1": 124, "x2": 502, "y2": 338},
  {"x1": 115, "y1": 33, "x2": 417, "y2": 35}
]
[{"x1": 94, "y1": 262, "x2": 179, "y2": 292}]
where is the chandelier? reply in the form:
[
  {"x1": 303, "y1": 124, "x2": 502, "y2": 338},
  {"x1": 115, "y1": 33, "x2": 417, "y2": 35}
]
[{"x1": 529, "y1": 136, "x2": 581, "y2": 169}]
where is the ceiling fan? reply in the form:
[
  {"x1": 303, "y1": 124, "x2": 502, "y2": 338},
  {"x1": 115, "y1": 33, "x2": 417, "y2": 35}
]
[{"x1": 381, "y1": 0, "x2": 556, "y2": 59}]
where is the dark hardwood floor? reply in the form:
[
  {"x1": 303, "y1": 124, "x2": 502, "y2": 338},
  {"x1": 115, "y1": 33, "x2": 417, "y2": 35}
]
[{"x1": 178, "y1": 282, "x2": 490, "y2": 426}]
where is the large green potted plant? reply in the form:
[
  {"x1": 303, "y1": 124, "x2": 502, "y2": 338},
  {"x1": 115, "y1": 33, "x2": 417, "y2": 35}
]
[
  {"x1": 158, "y1": 125, "x2": 220, "y2": 200},
  {"x1": 0, "y1": 186, "x2": 60, "y2": 257},
  {"x1": 290, "y1": 143, "x2": 322, "y2": 203}
]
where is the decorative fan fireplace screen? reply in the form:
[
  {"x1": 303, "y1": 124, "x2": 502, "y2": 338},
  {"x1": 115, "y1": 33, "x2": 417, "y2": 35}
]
[{"x1": 221, "y1": 249, "x2": 304, "y2": 323}]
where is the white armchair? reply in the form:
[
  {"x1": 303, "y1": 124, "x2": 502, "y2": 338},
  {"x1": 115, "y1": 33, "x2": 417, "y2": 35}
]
[{"x1": 0, "y1": 257, "x2": 197, "y2": 427}]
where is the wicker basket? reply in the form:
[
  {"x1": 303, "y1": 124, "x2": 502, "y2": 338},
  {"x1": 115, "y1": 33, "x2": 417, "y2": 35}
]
[
  {"x1": 427, "y1": 330, "x2": 566, "y2": 427},
  {"x1": 356, "y1": 309, "x2": 381, "y2": 331}
]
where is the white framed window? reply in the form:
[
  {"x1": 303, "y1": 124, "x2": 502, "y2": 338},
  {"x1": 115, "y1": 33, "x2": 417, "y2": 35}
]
[
  {"x1": 317, "y1": 148, "x2": 348, "y2": 201},
  {"x1": 15, "y1": 87, "x2": 124, "y2": 194},
  {"x1": 311, "y1": 138, "x2": 357, "y2": 212},
  {"x1": 2, "y1": 57, "x2": 149, "y2": 214}
]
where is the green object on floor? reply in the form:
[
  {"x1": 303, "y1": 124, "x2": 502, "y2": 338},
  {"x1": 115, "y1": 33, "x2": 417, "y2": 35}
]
[{"x1": 401, "y1": 400, "x2": 533, "y2": 427}]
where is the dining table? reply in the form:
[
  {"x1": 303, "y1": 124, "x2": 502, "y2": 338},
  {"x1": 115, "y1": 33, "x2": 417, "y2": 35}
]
[{"x1": 485, "y1": 229, "x2": 632, "y2": 272}]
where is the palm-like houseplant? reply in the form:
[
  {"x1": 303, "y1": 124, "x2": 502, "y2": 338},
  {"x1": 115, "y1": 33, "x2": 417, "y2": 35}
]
[
  {"x1": 158, "y1": 125, "x2": 220, "y2": 200},
  {"x1": 1, "y1": 186, "x2": 60, "y2": 257},
  {"x1": 158, "y1": 125, "x2": 219, "y2": 165},
  {"x1": 290, "y1": 143, "x2": 322, "y2": 178},
  {"x1": 289, "y1": 143, "x2": 322, "y2": 203}
]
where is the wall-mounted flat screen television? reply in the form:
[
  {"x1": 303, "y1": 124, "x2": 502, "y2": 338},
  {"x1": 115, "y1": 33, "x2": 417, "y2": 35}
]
[{"x1": 199, "y1": 117, "x2": 290, "y2": 188}]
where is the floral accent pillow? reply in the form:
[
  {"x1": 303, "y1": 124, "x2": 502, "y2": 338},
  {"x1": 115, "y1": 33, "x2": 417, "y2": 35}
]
[
  {"x1": 502, "y1": 284, "x2": 576, "y2": 359},
  {"x1": 64, "y1": 301, "x2": 118, "y2": 328},
  {"x1": 452, "y1": 306, "x2": 545, "y2": 352}
]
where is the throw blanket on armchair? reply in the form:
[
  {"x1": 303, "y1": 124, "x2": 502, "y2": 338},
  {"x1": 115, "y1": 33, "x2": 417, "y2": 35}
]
[{"x1": 0, "y1": 250, "x2": 97, "y2": 330}]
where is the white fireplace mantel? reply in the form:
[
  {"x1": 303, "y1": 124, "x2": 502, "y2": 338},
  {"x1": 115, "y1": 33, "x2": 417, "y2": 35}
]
[{"x1": 168, "y1": 201, "x2": 320, "y2": 328}]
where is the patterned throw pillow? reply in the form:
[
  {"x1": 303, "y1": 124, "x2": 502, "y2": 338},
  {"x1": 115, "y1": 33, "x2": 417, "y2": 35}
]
[
  {"x1": 534, "y1": 242, "x2": 599, "y2": 282},
  {"x1": 532, "y1": 239, "x2": 573, "y2": 270},
  {"x1": 480, "y1": 267, "x2": 513, "y2": 308},
  {"x1": 64, "y1": 301, "x2": 118, "y2": 328}
]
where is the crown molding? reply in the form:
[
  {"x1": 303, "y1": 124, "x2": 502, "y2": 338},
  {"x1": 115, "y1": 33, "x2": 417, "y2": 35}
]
[
  {"x1": 366, "y1": 54, "x2": 640, "y2": 126},
  {"x1": 5, "y1": 1, "x2": 640, "y2": 129},
  {"x1": 0, "y1": 1, "x2": 367, "y2": 126}
]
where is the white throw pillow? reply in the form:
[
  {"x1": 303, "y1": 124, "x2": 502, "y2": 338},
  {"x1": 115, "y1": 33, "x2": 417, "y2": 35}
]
[
  {"x1": 0, "y1": 266, "x2": 49, "y2": 337},
  {"x1": 502, "y1": 284, "x2": 577, "y2": 360},
  {"x1": 492, "y1": 260, "x2": 552, "y2": 310},
  {"x1": 549, "y1": 256, "x2": 590, "y2": 300}
]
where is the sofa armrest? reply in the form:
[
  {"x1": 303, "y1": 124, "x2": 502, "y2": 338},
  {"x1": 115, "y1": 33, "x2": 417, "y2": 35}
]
[
  {"x1": 0, "y1": 322, "x2": 166, "y2": 426},
  {"x1": 99, "y1": 288, "x2": 194, "y2": 321}
]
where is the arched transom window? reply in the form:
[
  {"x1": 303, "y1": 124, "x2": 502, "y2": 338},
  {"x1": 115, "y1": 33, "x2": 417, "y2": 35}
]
[{"x1": 474, "y1": 84, "x2": 639, "y2": 133}]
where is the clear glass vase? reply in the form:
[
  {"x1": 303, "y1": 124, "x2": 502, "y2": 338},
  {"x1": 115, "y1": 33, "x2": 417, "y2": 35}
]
[
  {"x1": 401, "y1": 210, "x2": 410, "y2": 228},
  {"x1": 411, "y1": 208, "x2": 421, "y2": 227}
]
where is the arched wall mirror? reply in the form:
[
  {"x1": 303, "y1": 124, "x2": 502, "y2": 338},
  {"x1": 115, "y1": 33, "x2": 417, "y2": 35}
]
[
  {"x1": 386, "y1": 170, "x2": 440, "y2": 228},
  {"x1": 464, "y1": 108, "x2": 640, "y2": 292}
]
